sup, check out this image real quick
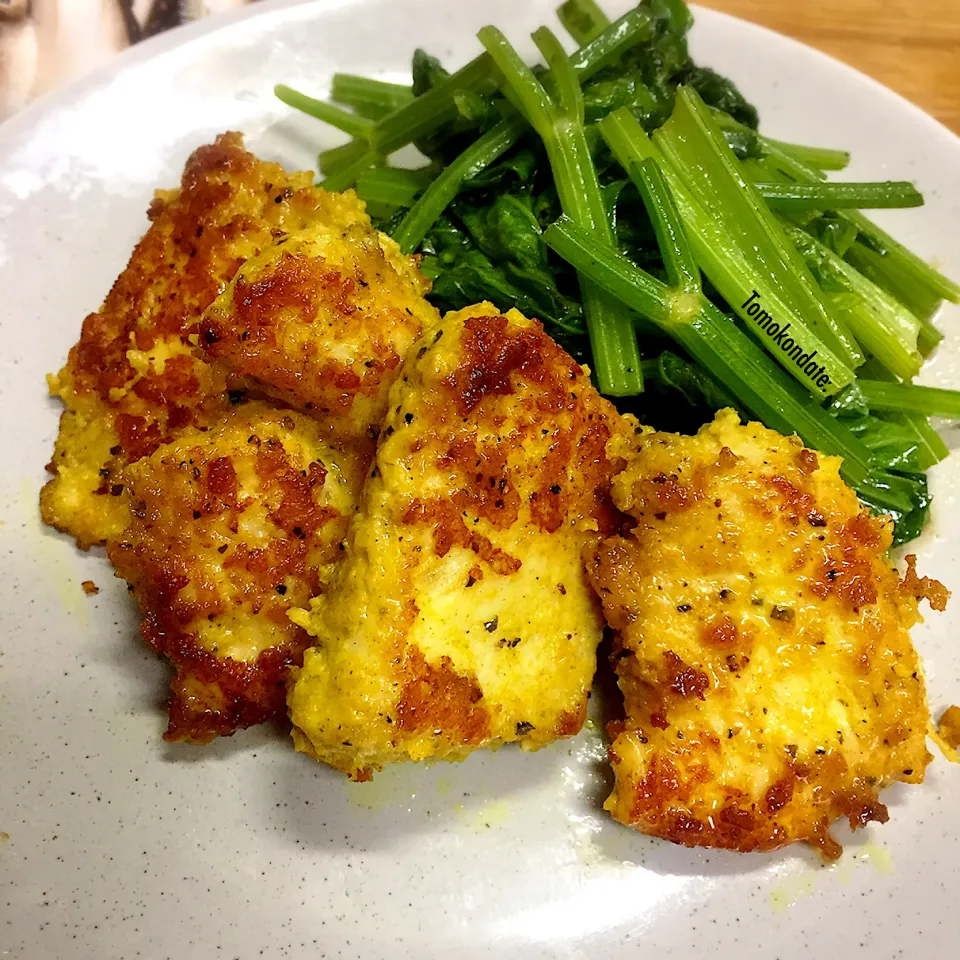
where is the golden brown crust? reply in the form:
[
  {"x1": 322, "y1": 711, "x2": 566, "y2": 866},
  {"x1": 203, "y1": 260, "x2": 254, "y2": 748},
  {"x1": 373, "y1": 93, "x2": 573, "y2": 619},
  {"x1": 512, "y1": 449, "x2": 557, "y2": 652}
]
[
  {"x1": 69, "y1": 133, "x2": 312, "y2": 423},
  {"x1": 288, "y1": 304, "x2": 619, "y2": 777},
  {"x1": 42, "y1": 135, "x2": 436, "y2": 742},
  {"x1": 900, "y1": 554, "x2": 951, "y2": 612},
  {"x1": 154, "y1": 636, "x2": 303, "y2": 744},
  {"x1": 401, "y1": 312, "x2": 622, "y2": 544},
  {"x1": 107, "y1": 405, "x2": 355, "y2": 743},
  {"x1": 42, "y1": 132, "x2": 432, "y2": 547},
  {"x1": 590, "y1": 409, "x2": 938, "y2": 859},
  {"x1": 388, "y1": 312, "x2": 622, "y2": 578},
  {"x1": 198, "y1": 232, "x2": 434, "y2": 443},
  {"x1": 395, "y1": 648, "x2": 490, "y2": 743},
  {"x1": 938, "y1": 705, "x2": 960, "y2": 749},
  {"x1": 41, "y1": 133, "x2": 321, "y2": 547},
  {"x1": 441, "y1": 312, "x2": 568, "y2": 415}
]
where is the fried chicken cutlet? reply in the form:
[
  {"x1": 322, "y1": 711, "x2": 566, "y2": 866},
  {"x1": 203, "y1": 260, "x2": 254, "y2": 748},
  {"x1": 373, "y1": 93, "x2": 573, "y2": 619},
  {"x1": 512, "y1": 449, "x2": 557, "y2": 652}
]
[
  {"x1": 108, "y1": 404, "x2": 359, "y2": 742},
  {"x1": 288, "y1": 304, "x2": 623, "y2": 779},
  {"x1": 199, "y1": 226, "x2": 432, "y2": 447},
  {"x1": 42, "y1": 133, "x2": 346, "y2": 548},
  {"x1": 41, "y1": 133, "x2": 438, "y2": 741},
  {"x1": 42, "y1": 132, "x2": 435, "y2": 549},
  {"x1": 588, "y1": 409, "x2": 947, "y2": 859}
]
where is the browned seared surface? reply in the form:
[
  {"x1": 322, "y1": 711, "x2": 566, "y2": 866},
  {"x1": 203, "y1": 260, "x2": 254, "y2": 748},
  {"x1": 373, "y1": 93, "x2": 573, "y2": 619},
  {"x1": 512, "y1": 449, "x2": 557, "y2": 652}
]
[
  {"x1": 938, "y1": 705, "x2": 960, "y2": 750},
  {"x1": 588, "y1": 409, "x2": 945, "y2": 859},
  {"x1": 42, "y1": 132, "x2": 333, "y2": 547},
  {"x1": 288, "y1": 304, "x2": 621, "y2": 779},
  {"x1": 41, "y1": 134, "x2": 437, "y2": 741},
  {"x1": 107, "y1": 403, "x2": 358, "y2": 742},
  {"x1": 199, "y1": 231, "x2": 434, "y2": 445}
]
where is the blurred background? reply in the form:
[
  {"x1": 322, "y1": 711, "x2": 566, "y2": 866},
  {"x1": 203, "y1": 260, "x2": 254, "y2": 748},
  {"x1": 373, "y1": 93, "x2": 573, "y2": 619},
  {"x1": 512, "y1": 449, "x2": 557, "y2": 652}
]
[{"x1": 0, "y1": 0, "x2": 957, "y2": 128}]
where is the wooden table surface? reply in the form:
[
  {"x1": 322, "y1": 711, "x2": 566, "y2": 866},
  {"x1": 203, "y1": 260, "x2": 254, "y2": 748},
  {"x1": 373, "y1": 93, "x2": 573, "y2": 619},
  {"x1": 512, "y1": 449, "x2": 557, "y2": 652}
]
[{"x1": 699, "y1": 0, "x2": 960, "y2": 133}]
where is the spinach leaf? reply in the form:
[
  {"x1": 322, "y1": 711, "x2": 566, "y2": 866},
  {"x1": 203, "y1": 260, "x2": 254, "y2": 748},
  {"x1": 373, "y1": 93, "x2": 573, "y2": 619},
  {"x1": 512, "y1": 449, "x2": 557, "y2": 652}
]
[
  {"x1": 829, "y1": 383, "x2": 922, "y2": 473},
  {"x1": 411, "y1": 49, "x2": 449, "y2": 96},
  {"x1": 645, "y1": 351, "x2": 742, "y2": 412},
  {"x1": 828, "y1": 382, "x2": 932, "y2": 543},
  {"x1": 421, "y1": 211, "x2": 584, "y2": 332},
  {"x1": 680, "y1": 65, "x2": 759, "y2": 129},
  {"x1": 463, "y1": 147, "x2": 540, "y2": 189},
  {"x1": 857, "y1": 470, "x2": 931, "y2": 547}
]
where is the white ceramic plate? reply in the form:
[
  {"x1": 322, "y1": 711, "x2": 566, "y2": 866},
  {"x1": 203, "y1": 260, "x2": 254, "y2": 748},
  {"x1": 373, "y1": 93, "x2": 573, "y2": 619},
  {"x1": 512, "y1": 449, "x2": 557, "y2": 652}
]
[{"x1": 1, "y1": 1, "x2": 958, "y2": 957}]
